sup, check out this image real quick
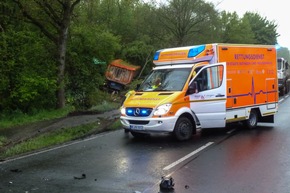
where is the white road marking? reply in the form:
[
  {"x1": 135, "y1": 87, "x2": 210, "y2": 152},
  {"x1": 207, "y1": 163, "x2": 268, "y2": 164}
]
[
  {"x1": 279, "y1": 94, "x2": 289, "y2": 103},
  {"x1": 163, "y1": 142, "x2": 214, "y2": 171},
  {"x1": 227, "y1": 129, "x2": 236, "y2": 134}
]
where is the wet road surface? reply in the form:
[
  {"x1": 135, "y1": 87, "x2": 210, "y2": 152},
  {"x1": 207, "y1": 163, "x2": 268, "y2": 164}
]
[{"x1": 0, "y1": 95, "x2": 289, "y2": 193}]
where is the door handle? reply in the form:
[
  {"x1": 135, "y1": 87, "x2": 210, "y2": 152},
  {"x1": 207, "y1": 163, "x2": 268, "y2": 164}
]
[{"x1": 216, "y1": 94, "x2": 225, "y2": 97}]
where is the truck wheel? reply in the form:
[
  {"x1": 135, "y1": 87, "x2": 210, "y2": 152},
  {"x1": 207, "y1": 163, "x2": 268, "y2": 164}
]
[
  {"x1": 174, "y1": 117, "x2": 193, "y2": 141},
  {"x1": 285, "y1": 83, "x2": 289, "y2": 94},
  {"x1": 243, "y1": 110, "x2": 258, "y2": 129},
  {"x1": 280, "y1": 87, "x2": 285, "y2": 96}
]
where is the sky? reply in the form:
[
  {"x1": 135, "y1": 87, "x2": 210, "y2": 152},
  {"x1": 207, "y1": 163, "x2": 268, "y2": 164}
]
[{"x1": 206, "y1": 0, "x2": 289, "y2": 49}]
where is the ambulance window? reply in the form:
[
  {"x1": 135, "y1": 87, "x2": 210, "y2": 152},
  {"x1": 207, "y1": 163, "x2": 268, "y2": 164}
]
[{"x1": 192, "y1": 65, "x2": 223, "y2": 92}]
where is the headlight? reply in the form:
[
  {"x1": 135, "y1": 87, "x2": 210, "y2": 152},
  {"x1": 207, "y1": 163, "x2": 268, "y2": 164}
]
[
  {"x1": 120, "y1": 107, "x2": 126, "y2": 115},
  {"x1": 153, "y1": 103, "x2": 172, "y2": 116}
]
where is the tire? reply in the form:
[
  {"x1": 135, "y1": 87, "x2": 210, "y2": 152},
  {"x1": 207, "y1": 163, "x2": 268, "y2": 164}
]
[
  {"x1": 243, "y1": 110, "x2": 258, "y2": 129},
  {"x1": 173, "y1": 117, "x2": 193, "y2": 141},
  {"x1": 285, "y1": 82, "x2": 289, "y2": 94},
  {"x1": 280, "y1": 87, "x2": 285, "y2": 96}
]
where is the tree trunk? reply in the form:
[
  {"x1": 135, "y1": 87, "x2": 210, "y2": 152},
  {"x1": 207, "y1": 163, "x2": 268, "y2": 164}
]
[{"x1": 56, "y1": 27, "x2": 69, "y2": 109}]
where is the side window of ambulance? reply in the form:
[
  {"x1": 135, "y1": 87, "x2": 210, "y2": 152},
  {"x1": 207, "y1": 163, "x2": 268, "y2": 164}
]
[{"x1": 194, "y1": 65, "x2": 223, "y2": 92}]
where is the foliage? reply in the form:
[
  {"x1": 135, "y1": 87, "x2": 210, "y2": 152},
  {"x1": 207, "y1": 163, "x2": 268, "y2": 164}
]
[
  {"x1": 125, "y1": 78, "x2": 144, "y2": 92},
  {"x1": 219, "y1": 11, "x2": 256, "y2": 43},
  {"x1": 0, "y1": 27, "x2": 57, "y2": 113},
  {"x1": 156, "y1": 0, "x2": 219, "y2": 46},
  {"x1": 66, "y1": 25, "x2": 121, "y2": 109},
  {"x1": 277, "y1": 47, "x2": 290, "y2": 62},
  {"x1": 0, "y1": 136, "x2": 7, "y2": 147},
  {"x1": 122, "y1": 40, "x2": 155, "y2": 76},
  {"x1": 0, "y1": 0, "x2": 284, "y2": 116},
  {"x1": 11, "y1": 0, "x2": 82, "y2": 109},
  {"x1": 243, "y1": 12, "x2": 279, "y2": 45}
]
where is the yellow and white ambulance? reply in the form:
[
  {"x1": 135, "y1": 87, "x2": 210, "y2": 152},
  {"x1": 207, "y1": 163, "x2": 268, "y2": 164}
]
[{"x1": 120, "y1": 43, "x2": 278, "y2": 141}]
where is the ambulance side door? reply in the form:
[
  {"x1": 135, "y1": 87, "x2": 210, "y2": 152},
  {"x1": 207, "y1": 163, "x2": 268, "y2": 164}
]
[{"x1": 188, "y1": 62, "x2": 227, "y2": 128}]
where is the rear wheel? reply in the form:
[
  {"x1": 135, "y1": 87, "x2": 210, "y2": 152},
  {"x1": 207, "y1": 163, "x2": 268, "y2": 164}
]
[
  {"x1": 243, "y1": 110, "x2": 258, "y2": 129},
  {"x1": 174, "y1": 117, "x2": 193, "y2": 141}
]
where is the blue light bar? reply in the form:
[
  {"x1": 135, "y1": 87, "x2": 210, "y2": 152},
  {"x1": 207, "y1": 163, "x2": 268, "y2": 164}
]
[
  {"x1": 126, "y1": 108, "x2": 134, "y2": 116},
  {"x1": 125, "y1": 108, "x2": 152, "y2": 117},
  {"x1": 141, "y1": 109, "x2": 148, "y2": 115},
  {"x1": 188, "y1": 45, "x2": 206, "y2": 58},
  {"x1": 153, "y1": 51, "x2": 161, "y2": 61}
]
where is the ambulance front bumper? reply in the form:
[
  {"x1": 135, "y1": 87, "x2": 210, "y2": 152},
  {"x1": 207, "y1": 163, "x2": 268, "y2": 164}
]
[{"x1": 120, "y1": 115, "x2": 178, "y2": 133}]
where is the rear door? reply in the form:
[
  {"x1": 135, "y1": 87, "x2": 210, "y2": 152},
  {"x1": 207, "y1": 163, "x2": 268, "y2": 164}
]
[{"x1": 188, "y1": 62, "x2": 227, "y2": 128}]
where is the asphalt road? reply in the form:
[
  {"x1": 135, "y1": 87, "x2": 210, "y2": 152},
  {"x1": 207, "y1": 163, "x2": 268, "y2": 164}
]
[{"x1": 0, "y1": 95, "x2": 289, "y2": 193}]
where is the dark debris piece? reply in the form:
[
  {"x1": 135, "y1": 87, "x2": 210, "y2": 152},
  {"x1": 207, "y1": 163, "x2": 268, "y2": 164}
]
[
  {"x1": 159, "y1": 176, "x2": 175, "y2": 191},
  {"x1": 10, "y1": 169, "x2": 22, "y2": 173},
  {"x1": 74, "y1": 173, "x2": 86, "y2": 180}
]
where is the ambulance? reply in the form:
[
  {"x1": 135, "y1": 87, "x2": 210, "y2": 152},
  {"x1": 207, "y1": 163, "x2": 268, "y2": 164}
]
[{"x1": 120, "y1": 43, "x2": 278, "y2": 141}]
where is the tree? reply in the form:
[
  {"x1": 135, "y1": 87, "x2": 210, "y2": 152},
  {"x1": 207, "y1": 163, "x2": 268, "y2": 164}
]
[
  {"x1": 12, "y1": 0, "x2": 81, "y2": 109},
  {"x1": 277, "y1": 47, "x2": 290, "y2": 62},
  {"x1": 156, "y1": 0, "x2": 217, "y2": 46},
  {"x1": 66, "y1": 24, "x2": 121, "y2": 108},
  {"x1": 219, "y1": 11, "x2": 255, "y2": 44},
  {"x1": 122, "y1": 40, "x2": 155, "y2": 78},
  {"x1": 243, "y1": 12, "x2": 278, "y2": 45}
]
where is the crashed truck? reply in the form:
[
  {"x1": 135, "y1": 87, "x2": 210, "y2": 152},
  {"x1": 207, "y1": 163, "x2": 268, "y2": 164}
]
[{"x1": 104, "y1": 59, "x2": 140, "y2": 91}]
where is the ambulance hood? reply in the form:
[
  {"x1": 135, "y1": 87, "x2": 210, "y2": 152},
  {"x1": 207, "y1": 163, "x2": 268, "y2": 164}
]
[{"x1": 124, "y1": 91, "x2": 182, "y2": 108}]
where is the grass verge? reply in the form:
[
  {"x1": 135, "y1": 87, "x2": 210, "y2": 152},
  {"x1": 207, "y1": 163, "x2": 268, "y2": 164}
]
[
  {"x1": 1, "y1": 119, "x2": 121, "y2": 159},
  {"x1": 0, "y1": 100, "x2": 122, "y2": 160},
  {"x1": 0, "y1": 106, "x2": 74, "y2": 129}
]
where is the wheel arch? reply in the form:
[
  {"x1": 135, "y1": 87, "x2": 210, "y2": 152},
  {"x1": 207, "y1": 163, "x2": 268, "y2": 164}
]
[
  {"x1": 174, "y1": 107, "x2": 199, "y2": 128},
  {"x1": 176, "y1": 112, "x2": 197, "y2": 134},
  {"x1": 251, "y1": 107, "x2": 262, "y2": 121}
]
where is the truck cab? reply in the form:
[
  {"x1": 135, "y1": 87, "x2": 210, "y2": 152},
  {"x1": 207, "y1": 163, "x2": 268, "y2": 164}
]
[{"x1": 277, "y1": 57, "x2": 290, "y2": 96}]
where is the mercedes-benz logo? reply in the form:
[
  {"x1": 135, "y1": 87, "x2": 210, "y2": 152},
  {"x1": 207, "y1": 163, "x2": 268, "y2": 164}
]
[{"x1": 134, "y1": 108, "x2": 140, "y2": 116}]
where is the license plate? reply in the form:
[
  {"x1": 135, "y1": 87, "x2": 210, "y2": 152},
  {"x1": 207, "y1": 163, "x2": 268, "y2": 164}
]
[{"x1": 130, "y1": 125, "x2": 144, "y2": 130}]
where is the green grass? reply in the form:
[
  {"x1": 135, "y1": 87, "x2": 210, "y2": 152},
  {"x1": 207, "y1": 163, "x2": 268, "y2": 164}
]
[
  {"x1": 1, "y1": 119, "x2": 121, "y2": 158},
  {"x1": 107, "y1": 118, "x2": 122, "y2": 130},
  {"x1": 89, "y1": 100, "x2": 120, "y2": 113},
  {"x1": 0, "y1": 136, "x2": 8, "y2": 147},
  {"x1": 0, "y1": 100, "x2": 122, "y2": 159},
  {"x1": 0, "y1": 105, "x2": 74, "y2": 129},
  {"x1": 0, "y1": 100, "x2": 121, "y2": 130}
]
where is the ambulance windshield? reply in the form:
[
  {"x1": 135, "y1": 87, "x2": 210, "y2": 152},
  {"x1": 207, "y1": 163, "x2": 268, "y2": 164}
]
[{"x1": 137, "y1": 68, "x2": 191, "y2": 92}]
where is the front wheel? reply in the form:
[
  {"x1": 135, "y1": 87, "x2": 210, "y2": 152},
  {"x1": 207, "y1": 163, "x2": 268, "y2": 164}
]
[
  {"x1": 243, "y1": 110, "x2": 258, "y2": 129},
  {"x1": 173, "y1": 117, "x2": 194, "y2": 141}
]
